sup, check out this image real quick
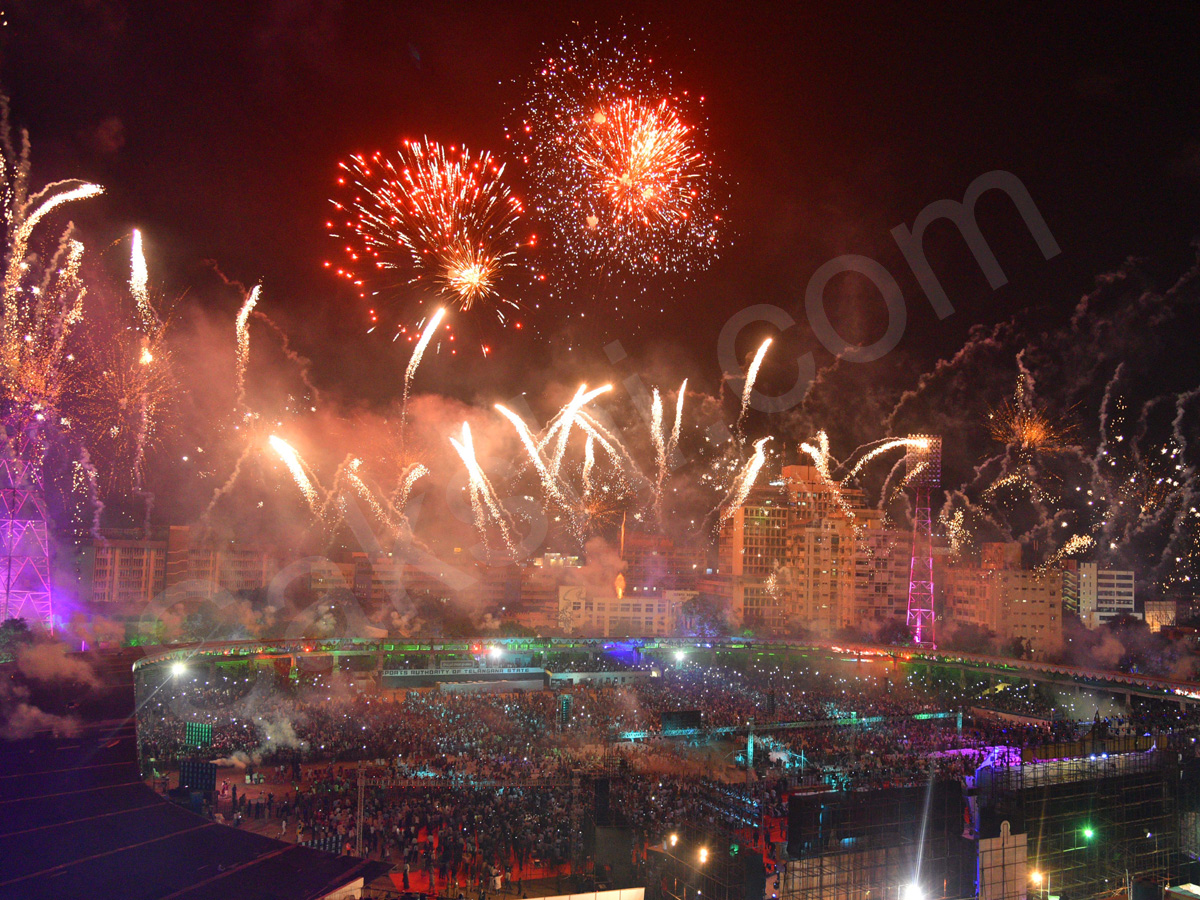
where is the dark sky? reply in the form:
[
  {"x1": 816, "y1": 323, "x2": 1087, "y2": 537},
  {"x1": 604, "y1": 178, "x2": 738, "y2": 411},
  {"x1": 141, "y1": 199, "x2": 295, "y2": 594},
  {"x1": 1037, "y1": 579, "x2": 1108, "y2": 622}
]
[{"x1": 4, "y1": 0, "x2": 1200, "y2": 406}]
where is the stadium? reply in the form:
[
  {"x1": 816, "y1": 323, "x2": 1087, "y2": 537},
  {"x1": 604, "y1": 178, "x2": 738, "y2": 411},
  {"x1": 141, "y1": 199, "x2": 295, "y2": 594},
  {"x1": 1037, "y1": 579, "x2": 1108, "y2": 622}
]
[{"x1": 9, "y1": 638, "x2": 1198, "y2": 900}]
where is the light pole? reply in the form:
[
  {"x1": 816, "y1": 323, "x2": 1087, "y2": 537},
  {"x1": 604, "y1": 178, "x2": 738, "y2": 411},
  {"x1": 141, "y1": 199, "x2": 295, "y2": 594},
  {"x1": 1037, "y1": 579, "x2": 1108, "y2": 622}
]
[{"x1": 1030, "y1": 869, "x2": 1048, "y2": 900}]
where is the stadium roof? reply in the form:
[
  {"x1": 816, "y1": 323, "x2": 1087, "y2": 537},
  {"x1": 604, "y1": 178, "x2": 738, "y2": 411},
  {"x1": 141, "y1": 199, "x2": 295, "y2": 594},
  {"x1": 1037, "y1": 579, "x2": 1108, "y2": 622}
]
[{"x1": 0, "y1": 650, "x2": 387, "y2": 900}]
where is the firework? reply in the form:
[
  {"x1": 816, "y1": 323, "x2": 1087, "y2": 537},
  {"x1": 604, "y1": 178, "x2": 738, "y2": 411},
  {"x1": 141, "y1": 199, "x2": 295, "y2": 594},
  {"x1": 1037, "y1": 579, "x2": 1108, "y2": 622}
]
[
  {"x1": 403, "y1": 307, "x2": 446, "y2": 410},
  {"x1": 738, "y1": 337, "x2": 772, "y2": 435},
  {"x1": 987, "y1": 375, "x2": 1075, "y2": 456},
  {"x1": 72, "y1": 328, "x2": 175, "y2": 494},
  {"x1": 582, "y1": 434, "x2": 596, "y2": 499},
  {"x1": 0, "y1": 175, "x2": 100, "y2": 425},
  {"x1": 841, "y1": 437, "x2": 927, "y2": 484},
  {"x1": 1042, "y1": 533, "x2": 1095, "y2": 569},
  {"x1": 235, "y1": 286, "x2": 260, "y2": 408},
  {"x1": 449, "y1": 422, "x2": 518, "y2": 557},
  {"x1": 343, "y1": 457, "x2": 390, "y2": 526},
  {"x1": 268, "y1": 435, "x2": 319, "y2": 510},
  {"x1": 495, "y1": 402, "x2": 563, "y2": 504},
  {"x1": 329, "y1": 139, "x2": 525, "y2": 330},
  {"x1": 515, "y1": 29, "x2": 724, "y2": 284},
  {"x1": 393, "y1": 463, "x2": 428, "y2": 513},
  {"x1": 650, "y1": 379, "x2": 687, "y2": 520},
  {"x1": 129, "y1": 229, "x2": 158, "y2": 333},
  {"x1": 539, "y1": 383, "x2": 613, "y2": 475},
  {"x1": 716, "y1": 437, "x2": 770, "y2": 533},
  {"x1": 939, "y1": 507, "x2": 969, "y2": 558}
]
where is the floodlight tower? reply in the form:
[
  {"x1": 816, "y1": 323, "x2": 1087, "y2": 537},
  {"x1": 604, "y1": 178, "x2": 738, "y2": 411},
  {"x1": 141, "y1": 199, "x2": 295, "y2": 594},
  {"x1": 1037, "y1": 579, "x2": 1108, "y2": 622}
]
[
  {"x1": 905, "y1": 435, "x2": 941, "y2": 648},
  {"x1": 0, "y1": 426, "x2": 54, "y2": 628}
]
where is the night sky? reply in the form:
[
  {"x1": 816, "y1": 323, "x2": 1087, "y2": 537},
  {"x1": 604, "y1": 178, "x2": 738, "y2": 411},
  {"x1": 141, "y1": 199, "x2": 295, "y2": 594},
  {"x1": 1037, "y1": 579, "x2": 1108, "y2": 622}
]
[
  {"x1": 6, "y1": 1, "x2": 1199, "y2": 400},
  {"x1": 5, "y1": 2, "x2": 1200, "y2": 572}
]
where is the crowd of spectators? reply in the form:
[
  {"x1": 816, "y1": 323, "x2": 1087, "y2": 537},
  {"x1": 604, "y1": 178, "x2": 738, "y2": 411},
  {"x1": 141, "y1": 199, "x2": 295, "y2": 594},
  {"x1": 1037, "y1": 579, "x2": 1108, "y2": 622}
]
[{"x1": 137, "y1": 652, "x2": 1200, "y2": 874}]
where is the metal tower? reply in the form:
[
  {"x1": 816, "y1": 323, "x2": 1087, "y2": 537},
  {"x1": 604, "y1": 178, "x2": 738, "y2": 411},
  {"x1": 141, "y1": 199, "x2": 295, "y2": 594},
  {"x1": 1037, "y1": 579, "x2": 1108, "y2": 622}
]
[
  {"x1": 0, "y1": 429, "x2": 53, "y2": 628},
  {"x1": 905, "y1": 435, "x2": 941, "y2": 648}
]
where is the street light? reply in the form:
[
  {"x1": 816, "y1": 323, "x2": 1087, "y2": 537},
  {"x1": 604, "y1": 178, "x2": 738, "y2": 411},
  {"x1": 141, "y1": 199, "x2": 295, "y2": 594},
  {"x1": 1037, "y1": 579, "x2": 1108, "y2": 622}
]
[
  {"x1": 1031, "y1": 869, "x2": 1049, "y2": 900},
  {"x1": 670, "y1": 833, "x2": 679, "y2": 847},
  {"x1": 698, "y1": 848, "x2": 709, "y2": 864}
]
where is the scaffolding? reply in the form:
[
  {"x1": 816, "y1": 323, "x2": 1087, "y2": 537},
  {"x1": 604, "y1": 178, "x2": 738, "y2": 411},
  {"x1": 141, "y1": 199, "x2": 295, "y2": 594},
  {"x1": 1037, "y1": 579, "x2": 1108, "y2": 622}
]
[
  {"x1": 977, "y1": 749, "x2": 1189, "y2": 900},
  {"x1": 779, "y1": 744, "x2": 1199, "y2": 900},
  {"x1": 781, "y1": 779, "x2": 973, "y2": 900}
]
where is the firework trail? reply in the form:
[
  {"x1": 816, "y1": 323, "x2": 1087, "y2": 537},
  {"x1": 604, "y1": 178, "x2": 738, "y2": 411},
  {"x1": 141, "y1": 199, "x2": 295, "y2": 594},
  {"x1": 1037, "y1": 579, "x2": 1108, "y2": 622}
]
[
  {"x1": 1041, "y1": 533, "x2": 1095, "y2": 570},
  {"x1": 495, "y1": 402, "x2": 564, "y2": 504},
  {"x1": 329, "y1": 139, "x2": 525, "y2": 336},
  {"x1": 129, "y1": 229, "x2": 157, "y2": 333},
  {"x1": 841, "y1": 437, "x2": 927, "y2": 484},
  {"x1": 798, "y1": 431, "x2": 865, "y2": 533},
  {"x1": 343, "y1": 457, "x2": 390, "y2": 526},
  {"x1": 2, "y1": 181, "x2": 103, "y2": 331},
  {"x1": 668, "y1": 378, "x2": 687, "y2": 461},
  {"x1": 582, "y1": 434, "x2": 596, "y2": 499},
  {"x1": 235, "y1": 285, "x2": 260, "y2": 408},
  {"x1": 394, "y1": 463, "x2": 428, "y2": 514},
  {"x1": 268, "y1": 434, "x2": 319, "y2": 511},
  {"x1": 716, "y1": 437, "x2": 770, "y2": 534},
  {"x1": 541, "y1": 383, "x2": 613, "y2": 475},
  {"x1": 737, "y1": 337, "x2": 772, "y2": 437},
  {"x1": 939, "y1": 507, "x2": 968, "y2": 558},
  {"x1": 0, "y1": 169, "x2": 100, "y2": 423},
  {"x1": 516, "y1": 29, "x2": 725, "y2": 282},
  {"x1": 449, "y1": 422, "x2": 518, "y2": 557},
  {"x1": 650, "y1": 380, "x2": 687, "y2": 520},
  {"x1": 651, "y1": 388, "x2": 666, "y2": 477},
  {"x1": 403, "y1": 307, "x2": 446, "y2": 414}
]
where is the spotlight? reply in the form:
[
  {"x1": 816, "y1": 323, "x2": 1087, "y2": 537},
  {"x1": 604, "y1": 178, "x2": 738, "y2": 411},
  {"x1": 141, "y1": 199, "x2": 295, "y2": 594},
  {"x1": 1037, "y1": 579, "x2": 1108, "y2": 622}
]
[
  {"x1": 901, "y1": 884, "x2": 924, "y2": 900},
  {"x1": 1030, "y1": 872, "x2": 1043, "y2": 885},
  {"x1": 698, "y1": 848, "x2": 709, "y2": 864},
  {"x1": 669, "y1": 834, "x2": 678, "y2": 847},
  {"x1": 171, "y1": 662, "x2": 186, "y2": 677},
  {"x1": 675, "y1": 651, "x2": 685, "y2": 662}
]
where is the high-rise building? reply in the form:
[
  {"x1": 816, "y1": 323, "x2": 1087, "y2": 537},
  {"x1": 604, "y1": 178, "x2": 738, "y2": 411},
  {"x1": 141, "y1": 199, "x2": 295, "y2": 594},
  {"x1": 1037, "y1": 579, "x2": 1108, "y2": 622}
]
[
  {"x1": 1062, "y1": 561, "x2": 1136, "y2": 628},
  {"x1": 162, "y1": 526, "x2": 277, "y2": 600},
  {"x1": 713, "y1": 463, "x2": 879, "y2": 635},
  {"x1": 854, "y1": 524, "x2": 913, "y2": 626},
  {"x1": 943, "y1": 542, "x2": 1063, "y2": 657},
  {"x1": 90, "y1": 535, "x2": 167, "y2": 604}
]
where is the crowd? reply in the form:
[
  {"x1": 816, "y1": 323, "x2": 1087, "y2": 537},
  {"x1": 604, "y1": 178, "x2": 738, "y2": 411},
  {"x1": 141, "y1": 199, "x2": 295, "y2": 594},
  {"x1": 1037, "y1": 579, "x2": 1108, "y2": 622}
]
[{"x1": 136, "y1": 651, "x2": 1200, "y2": 877}]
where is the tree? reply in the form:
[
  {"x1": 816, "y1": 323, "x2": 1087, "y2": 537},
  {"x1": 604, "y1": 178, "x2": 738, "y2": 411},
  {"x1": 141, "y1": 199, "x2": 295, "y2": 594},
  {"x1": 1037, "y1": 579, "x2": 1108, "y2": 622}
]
[
  {"x1": 876, "y1": 618, "x2": 913, "y2": 646},
  {"x1": 0, "y1": 617, "x2": 32, "y2": 657}
]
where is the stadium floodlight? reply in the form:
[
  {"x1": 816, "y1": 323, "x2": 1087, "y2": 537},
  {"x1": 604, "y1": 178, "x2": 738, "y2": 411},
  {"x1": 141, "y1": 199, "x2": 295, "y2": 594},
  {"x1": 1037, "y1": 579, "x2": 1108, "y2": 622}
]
[{"x1": 901, "y1": 884, "x2": 924, "y2": 900}]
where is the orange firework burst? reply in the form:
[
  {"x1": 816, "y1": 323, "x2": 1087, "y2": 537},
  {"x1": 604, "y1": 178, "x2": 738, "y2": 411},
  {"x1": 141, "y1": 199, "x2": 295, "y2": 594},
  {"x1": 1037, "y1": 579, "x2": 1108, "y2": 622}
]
[
  {"x1": 987, "y1": 402, "x2": 1074, "y2": 454},
  {"x1": 516, "y1": 29, "x2": 725, "y2": 283},
  {"x1": 987, "y1": 375, "x2": 1076, "y2": 455},
  {"x1": 328, "y1": 139, "x2": 527, "y2": 322},
  {"x1": 581, "y1": 98, "x2": 705, "y2": 232}
]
